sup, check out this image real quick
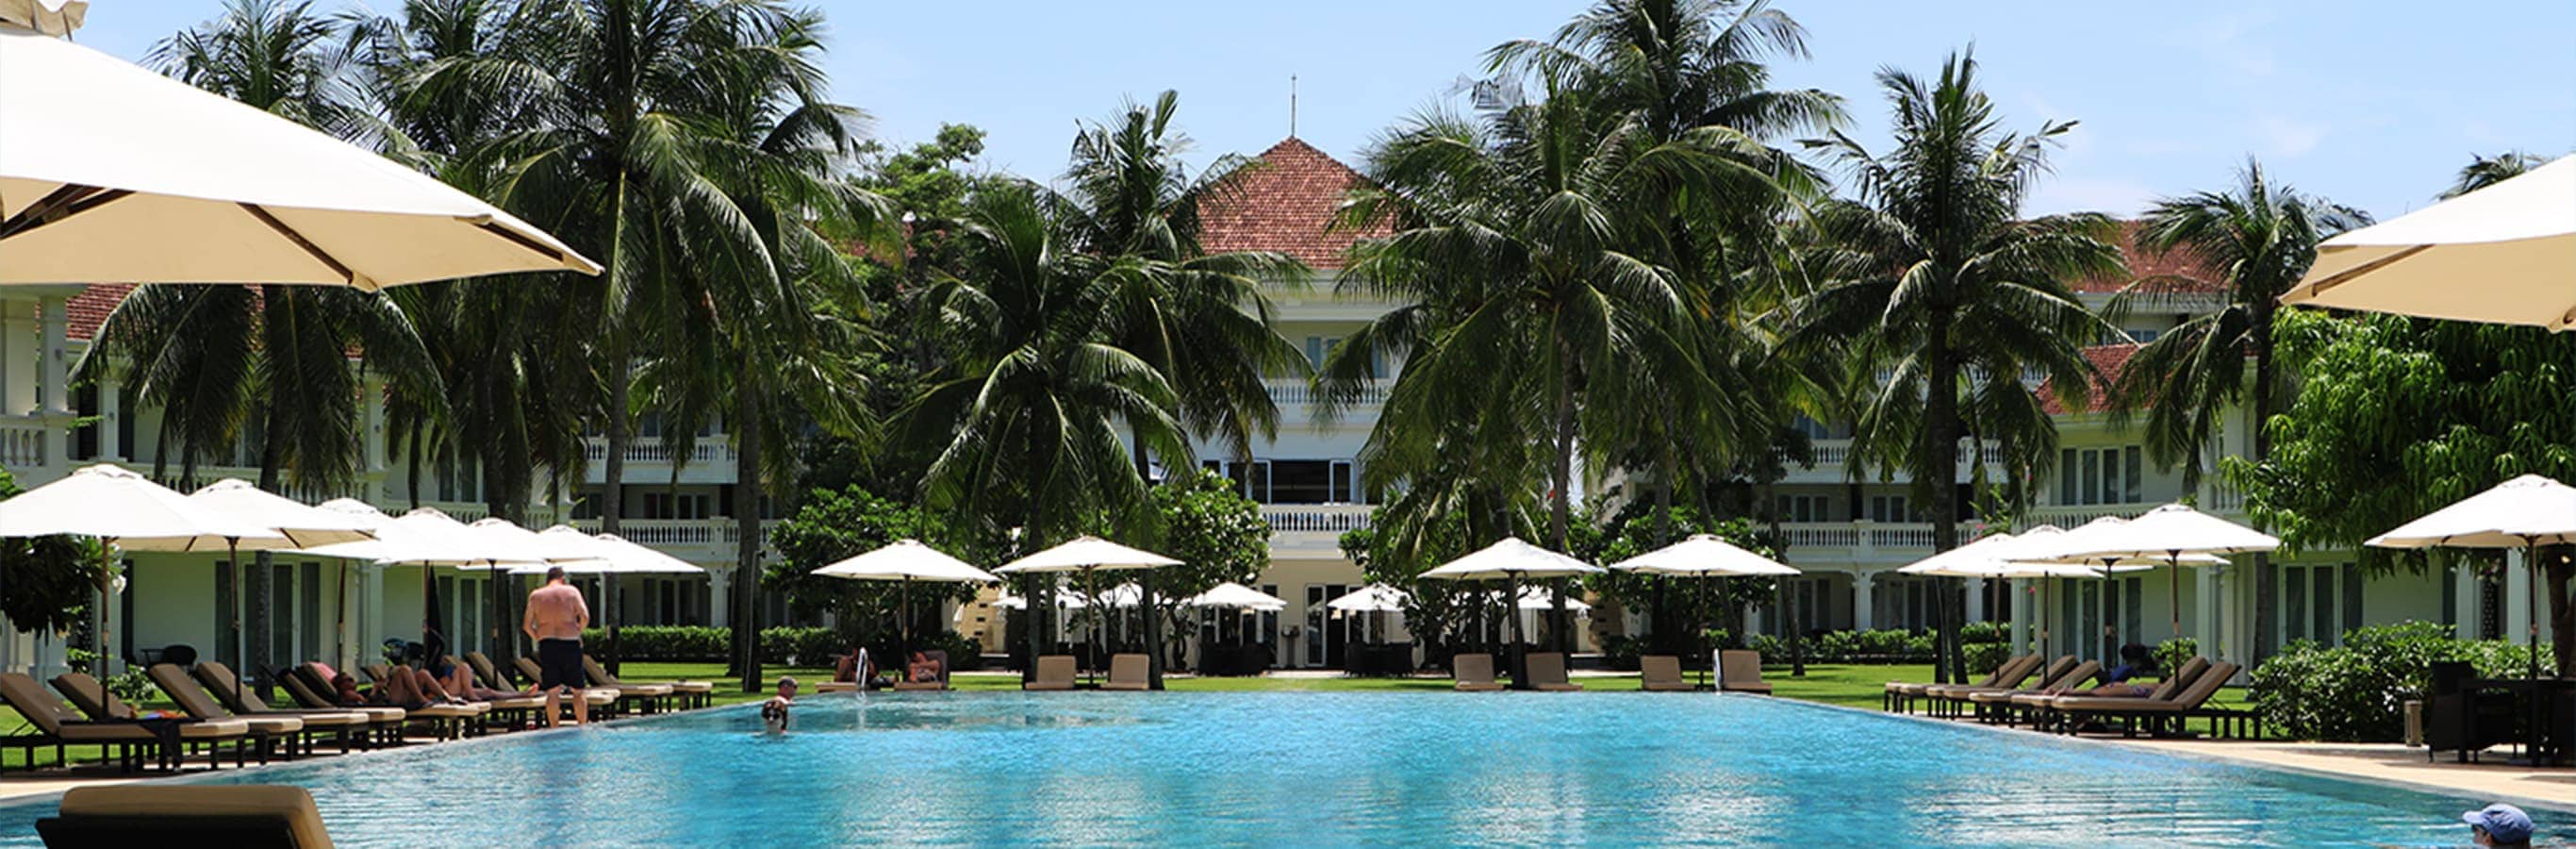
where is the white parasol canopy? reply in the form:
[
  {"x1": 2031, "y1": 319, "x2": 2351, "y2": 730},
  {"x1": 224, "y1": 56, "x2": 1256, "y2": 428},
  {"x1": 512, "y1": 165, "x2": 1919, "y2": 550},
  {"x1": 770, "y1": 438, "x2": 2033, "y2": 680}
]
[
  {"x1": 2281, "y1": 155, "x2": 2576, "y2": 329},
  {"x1": 454, "y1": 517, "x2": 603, "y2": 570},
  {"x1": 993, "y1": 536, "x2": 1181, "y2": 574},
  {"x1": 2043, "y1": 504, "x2": 2272, "y2": 641},
  {"x1": 1900, "y1": 532, "x2": 2114, "y2": 578},
  {"x1": 1326, "y1": 584, "x2": 1411, "y2": 613},
  {"x1": 0, "y1": 464, "x2": 278, "y2": 548},
  {"x1": 1608, "y1": 533, "x2": 1799, "y2": 576},
  {"x1": 1498, "y1": 587, "x2": 1591, "y2": 612},
  {"x1": 0, "y1": 19, "x2": 601, "y2": 289},
  {"x1": 812, "y1": 540, "x2": 997, "y2": 583},
  {"x1": 989, "y1": 592, "x2": 1086, "y2": 611},
  {"x1": 2367, "y1": 474, "x2": 2576, "y2": 549},
  {"x1": 1184, "y1": 582, "x2": 1288, "y2": 611},
  {"x1": 516, "y1": 527, "x2": 705, "y2": 574},
  {"x1": 185, "y1": 479, "x2": 375, "y2": 549},
  {"x1": 1418, "y1": 538, "x2": 1603, "y2": 580}
]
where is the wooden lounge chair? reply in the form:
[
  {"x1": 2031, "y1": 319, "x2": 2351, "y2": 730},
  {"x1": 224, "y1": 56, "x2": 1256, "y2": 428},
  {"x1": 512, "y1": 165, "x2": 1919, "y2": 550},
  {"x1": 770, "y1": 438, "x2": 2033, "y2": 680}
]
[
  {"x1": 1023, "y1": 655, "x2": 1078, "y2": 691},
  {"x1": 2049, "y1": 661, "x2": 2253, "y2": 738},
  {"x1": 355, "y1": 665, "x2": 492, "y2": 741},
  {"x1": 514, "y1": 656, "x2": 621, "y2": 717},
  {"x1": 36, "y1": 785, "x2": 335, "y2": 848},
  {"x1": 0, "y1": 672, "x2": 247, "y2": 773},
  {"x1": 894, "y1": 650, "x2": 952, "y2": 691},
  {"x1": 1450, "y1": 653, "x2": 1504, "y2": 692},
  {"x1": 1925, "y1": 655, "x2": 2070, "y2": 719},
  {"x1": 189, "y1": 662, "x2": 375, "y2": 754},
  {"x1": 585, "y1": 653, "x2": 714, "y2": 708},
  {"x1": 1639, "y1": 655, "x2": 1695, "y2": 691},
  {"x1": 581, "y1": 655, "x2": 676, "y2": 713},
  {"x1": 1886, "y1": 654, "x2": 2035, "y2": 712},
  {"x1": 135, "y1": 664, "x2": 310, "y2": 761},
  {"x1": 1717, "y1": 650, "x2": 1771, "y2": 694},
  {"x1": 1101, "y1": 654, "x2": 1151, "y2": 691},
  {"x1": 274, "y1": 665, "x2": 407, "y2": 747},
  {"x1": 1526, "y1": 653, "x2": 1582, "y2": 691},
  {"x1": 1964, "y1": 659, "x2": 2101, "y2": 722},
  {"x1": 2009, "y1": 658, "x2": 2206, "y2": 728}
]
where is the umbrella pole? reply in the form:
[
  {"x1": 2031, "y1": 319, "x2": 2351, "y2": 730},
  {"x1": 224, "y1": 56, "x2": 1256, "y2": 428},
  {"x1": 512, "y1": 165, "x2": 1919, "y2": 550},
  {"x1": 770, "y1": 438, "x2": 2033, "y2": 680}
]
[
  {"x1": 98, "y1": 539, "x2": 119, "y2": 676},
  {"x1": 1505, "y1": 572, "x2": 1527, "y2": 691},
  {"x1": 2169, "y1": 554, "x2": 2182, "y2": 645},
  {"x1": 900, "y1": 577, "x2": 913, "y2": 659},
  {"x1": 1697, "y1": 575, "x2": 1712, "y2": 690}
]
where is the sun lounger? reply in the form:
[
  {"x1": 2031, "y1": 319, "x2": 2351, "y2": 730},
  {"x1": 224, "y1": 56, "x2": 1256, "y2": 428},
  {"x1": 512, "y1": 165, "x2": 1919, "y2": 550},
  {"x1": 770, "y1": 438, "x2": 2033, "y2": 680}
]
[
  {"x1": 1717, "y1": 650, "x2": 1771, "y2": 694},
  {"x1": 36, "y1": 785, "x2": 334, "y2": 848},
  {"x1": 581, "y1": 655, "x2": 675, "y2": 713},
  {"x1": 2049, "y1": 661, "x2": 2254, "y2": 738},
  {"x1": 1451, "y1": 653, "x2": 1504, "y2": 691},
  {"x1": 136, "y1": 664, "x2": 311, "y2": 761},
  {"x1": 894, "y1": 649, "x2": 952, "y2": 691},
  {"x1": 47, "y1": 671, "x2": 260, "y2": 769},
  {"x1": 274, "y1": 665, "x2": 407, "y2": 746},
  {"x1": 2011, "y1": 656, "x2": 2210, "y2": 723},
  {"x1": 1639, "y1": 655, "x2": 1695, "y2": 691},
  {"x1": 189, "y1": 661, "x2": 374, "y2": 754},
  {"x1": 1924, "y1": 655, "x2": 2070, "y2": 718},
  {"x1": 1964, "y1": 659, "x2": 2101, "y2": 723},
  {"x1": 1021, "y1": 656, "x2": 1078, "y2": 691},
  {"x1": 345, "y1": 665, "x2": 492, "y2": 741},
  {"x1": 1886, "y1": 654, "x2": 2035, "y2": 712},
  {"x1": 0, "y1": 672, "x2": 248, "y2": 773},
  {"x1": 1525, "y1": 653, "x2": 1582, "y2": 691},
  {"x1": 514, "y1": 656, "x2": 621, "y2": 716},
  {"x1": 1100, "y1": 654, "x2": 1151, "y2": 691}
]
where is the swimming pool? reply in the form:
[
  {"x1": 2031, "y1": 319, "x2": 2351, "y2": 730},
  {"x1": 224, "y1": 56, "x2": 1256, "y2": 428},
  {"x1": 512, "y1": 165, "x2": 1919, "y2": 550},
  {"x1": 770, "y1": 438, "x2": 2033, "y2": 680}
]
[{"x1": 0, "y1": 691, "x2": 2552, "y2": 846}]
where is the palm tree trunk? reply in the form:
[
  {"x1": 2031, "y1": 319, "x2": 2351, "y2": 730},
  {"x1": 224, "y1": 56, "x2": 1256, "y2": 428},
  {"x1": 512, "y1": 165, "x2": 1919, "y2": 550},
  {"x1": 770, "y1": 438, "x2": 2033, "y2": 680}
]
[
  {"x1": 732, "y1": 362, "x2": 763, "y2": 693},
  {"x1": 2249, "y1": 308, "x2": 2278, "y2": 666},
  {"x1": 1548, "y1": 354, "x2": 1576, "y2": 654},
  {"x1": 1923, "y1": 309, "x2": 1961, "y2": 685},
  {"x1": 250, "y1": 320, "x2": 287, "y2": 700},
  {"x1": 601, "y1": 345, "x2": 632, "y2": 538}
]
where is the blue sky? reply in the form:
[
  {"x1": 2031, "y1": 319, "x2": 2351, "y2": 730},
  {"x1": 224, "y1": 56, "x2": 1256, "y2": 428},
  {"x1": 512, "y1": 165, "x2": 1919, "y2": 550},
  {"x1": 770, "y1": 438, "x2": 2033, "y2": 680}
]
[{"x1": 74, "y1": 1, "x2": 2576, "y2": 221}]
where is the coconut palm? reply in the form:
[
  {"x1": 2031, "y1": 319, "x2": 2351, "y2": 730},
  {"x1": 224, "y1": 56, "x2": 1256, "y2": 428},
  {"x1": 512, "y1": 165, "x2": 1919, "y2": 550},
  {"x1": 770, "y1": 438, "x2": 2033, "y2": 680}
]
[
  {"x1": 1053, "y1": 92, "x2": 1311, "y2": 468},
  {"x1": 2445, "y1": 151, "x2": 2547, "y2": 199},
  {"x1": 2108, "y1": 158, "x2": 2364, "y2": 660},
  {"x1": 900, "y1": 183, "x2": 1194, "y2": 678},
  {"x1": 1790, "y1": 50, "x2": 2124, "y2": 680},
  {"x1": 82, "y1": 0, "x2": 441, "y2": 689}
]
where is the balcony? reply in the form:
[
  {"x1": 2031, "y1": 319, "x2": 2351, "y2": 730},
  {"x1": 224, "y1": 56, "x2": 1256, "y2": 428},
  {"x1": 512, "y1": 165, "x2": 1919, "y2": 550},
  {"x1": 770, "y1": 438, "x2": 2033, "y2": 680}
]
[
  {"x1": 1777, "y1": 438, "x2": 2004, "y2": 484},
  {"x1": 1266, "y1": 378, "x2": 1389, "y2": 412},
  {"x1": 1775, "y1": 520, "x2": 1985, "y2": 565},
  {"x1": 0, "y1": 415, "x2": 51, "y2": 472},
  {"x1": 580, "y1": 436, "x2": 737, "y2": 485},
  {"x1": 570, "y1": 517, "x2": 777, "y2": 565},
  {"x1": 1262, "y1": 503, "x2": 1373, "y2": 534}
]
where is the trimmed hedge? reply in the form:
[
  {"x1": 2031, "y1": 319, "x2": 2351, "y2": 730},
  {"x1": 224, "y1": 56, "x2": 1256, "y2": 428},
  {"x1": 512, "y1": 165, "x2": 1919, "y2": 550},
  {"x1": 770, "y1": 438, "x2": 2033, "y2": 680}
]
[
  {"x1": 2250, "y1": 621, "x2": 2552, "y2": 741},
  {"x1": 581, "y1": 624, "x2": 980, "y2": 669}
]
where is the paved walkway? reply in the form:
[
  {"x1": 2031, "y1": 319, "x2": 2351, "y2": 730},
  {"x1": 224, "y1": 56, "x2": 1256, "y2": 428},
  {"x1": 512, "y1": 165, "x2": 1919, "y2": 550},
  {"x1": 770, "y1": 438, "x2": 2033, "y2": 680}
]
[{"x1": 2105, "y1": 738, "x2": 2576, "y2": 809}]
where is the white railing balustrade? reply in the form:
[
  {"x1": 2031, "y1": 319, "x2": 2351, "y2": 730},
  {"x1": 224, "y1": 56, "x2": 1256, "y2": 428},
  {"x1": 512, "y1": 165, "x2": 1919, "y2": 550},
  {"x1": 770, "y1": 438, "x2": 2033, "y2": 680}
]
[
  {"x1": 1264, "y1": 379, "x2": 1389, "y2": 408},
  {"x1": 580, "y1": 436, "x2": 736, "y2": 467},
  {"x1": 1260, "y1": 504, "x2": 1374, "y2": 534},
  {"x1": 0, "y1": 417, "x2": 47, "y2": 469}
]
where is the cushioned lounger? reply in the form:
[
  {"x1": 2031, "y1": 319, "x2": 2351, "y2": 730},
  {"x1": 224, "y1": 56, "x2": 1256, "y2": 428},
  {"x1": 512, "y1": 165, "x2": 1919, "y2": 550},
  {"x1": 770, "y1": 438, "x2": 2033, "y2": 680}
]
[
  {"x1": 1639, "y1": 656, "x2": 1694, "y2": 691},
  {"x1": 0, "y1": 672, "x2": 249, "y2": 773},
  {"x1": 37, "y1": 785, "x2": 335, "y2": 848},
  {"x1": 189, "y1": 662, "x2": 372, "y2": 754},
  {"x1": 1024, "y1": 656, "x2": 1078, "y2": 691},
  {"x1": 1526, "y1": 653, "x2": 1583, "y2": 691},
  {"x1": 1100, "y1": 654, "x2": 1151, "y2": 691},
  {"x1": 1450, "y1": 654, "x2": 1503, "y2": 692},
  {"x1": 1718, "y1": 650, "x2": 1771, "y2": 694}
]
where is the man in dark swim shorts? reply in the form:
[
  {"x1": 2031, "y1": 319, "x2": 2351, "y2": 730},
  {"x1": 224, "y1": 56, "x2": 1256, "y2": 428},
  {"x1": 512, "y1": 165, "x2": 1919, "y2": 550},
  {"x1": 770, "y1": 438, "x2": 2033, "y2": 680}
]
[{"x1": 521, "y1": 566, "x2": 591, "y2": 726}]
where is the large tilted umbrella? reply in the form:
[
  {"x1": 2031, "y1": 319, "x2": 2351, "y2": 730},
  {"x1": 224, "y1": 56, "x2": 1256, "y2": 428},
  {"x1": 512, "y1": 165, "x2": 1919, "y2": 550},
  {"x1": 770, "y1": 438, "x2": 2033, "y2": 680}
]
[
  {"x1": 0, "y1": 464, "x2": 281, "y2": 673},
  {"x1": 995, "y1": 536, "x2": 1181, "y2": 688},
  {"x1": 812, "y1": 540, "x2": 997, "y2": 657},
  {"x1": 2054, "y1": 504, "x2": 2277, "y2": 643},
  {"x1": 0, "y1": 4, "x2": 601, "y2": 289},
  {"x1": 1610, "y1": 534, "x2": 1800, "y2": 689},
  {"x1": 1419, "y1": 539, "x2": 1603, "y2": 690},
  {"x1": 2280, "y1": 155, "x2": 2575, "y2": 328}
]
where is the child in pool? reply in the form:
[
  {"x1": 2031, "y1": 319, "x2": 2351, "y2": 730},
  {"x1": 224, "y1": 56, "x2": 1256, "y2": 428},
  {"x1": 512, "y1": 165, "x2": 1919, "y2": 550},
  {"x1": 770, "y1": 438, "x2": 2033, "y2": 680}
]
[{"x1": 761, "y1": 676, "x2": 797, "y2": 733}]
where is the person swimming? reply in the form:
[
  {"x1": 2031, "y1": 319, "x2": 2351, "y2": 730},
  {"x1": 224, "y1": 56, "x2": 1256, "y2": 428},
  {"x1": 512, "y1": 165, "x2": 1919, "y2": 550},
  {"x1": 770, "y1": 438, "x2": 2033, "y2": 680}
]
[{"x1": 761, "y1": 677, "x2": 797, "y2": 734}]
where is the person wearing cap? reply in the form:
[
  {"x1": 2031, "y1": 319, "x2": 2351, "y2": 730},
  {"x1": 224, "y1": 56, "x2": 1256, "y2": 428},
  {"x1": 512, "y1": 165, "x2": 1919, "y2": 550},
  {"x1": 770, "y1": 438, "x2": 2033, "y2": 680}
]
[{"x1": 2464, "y1": 803, "x2": 2535, "y2": 847}]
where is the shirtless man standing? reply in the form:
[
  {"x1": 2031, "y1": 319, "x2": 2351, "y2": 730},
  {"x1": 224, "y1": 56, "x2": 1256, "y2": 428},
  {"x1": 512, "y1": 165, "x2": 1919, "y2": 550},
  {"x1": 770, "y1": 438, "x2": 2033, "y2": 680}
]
[{"x1": 521, "y1": 566, "x2": 590, "y2": 726}]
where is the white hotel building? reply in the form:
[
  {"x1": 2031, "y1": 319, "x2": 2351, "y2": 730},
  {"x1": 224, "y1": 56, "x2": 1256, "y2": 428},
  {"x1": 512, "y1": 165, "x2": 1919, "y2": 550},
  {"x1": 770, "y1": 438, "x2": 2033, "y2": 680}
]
[{"x1": 0, "y1": 139, "x2": 2512, "y2": 677}]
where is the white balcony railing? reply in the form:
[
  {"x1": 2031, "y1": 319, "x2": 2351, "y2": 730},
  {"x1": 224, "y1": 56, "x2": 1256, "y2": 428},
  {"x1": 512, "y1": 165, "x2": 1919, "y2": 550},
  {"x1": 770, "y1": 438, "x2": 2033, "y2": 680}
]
[
  {"x1": 1781, "y1": 438, "x2": 2003, "y2": 474},
  {"x1": 2024, "y1": 502, "x2": 2159, "y2": 526},
  {"x1": 1775, "y1": 520, "x2": 1984, "y2": 562},
  {"x1": 570, "y1": 517, "x2": 777, "y2": 561},
  {"x1": 1261, "y1": 504, "x2": 1373, "y2": 534},
  {"x1": 0, "y1": 416, "x2": 48, "y2": 470},
  {"x1": 581, "y1": 436, "x2": 736, "y2": 468},
  {"x1": 1265, "y1": 379, "x2": 1389, "y2": 409}
]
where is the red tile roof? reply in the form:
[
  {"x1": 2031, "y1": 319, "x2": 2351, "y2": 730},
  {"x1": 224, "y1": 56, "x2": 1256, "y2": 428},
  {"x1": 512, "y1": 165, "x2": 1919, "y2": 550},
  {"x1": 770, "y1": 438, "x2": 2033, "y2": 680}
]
[
  {"x1": 2077, "y1": 221, "x2": 2223, "y2": 294},
  {"x1": 1197, "y1": 137, "x2": 1389, "y2": 268},
  {"x1": 2038, "y1": 343, "x2": 2141, "y2": 415},
  {"x1": 65, "y1": 284, "x2": 133, "y2": 341}
]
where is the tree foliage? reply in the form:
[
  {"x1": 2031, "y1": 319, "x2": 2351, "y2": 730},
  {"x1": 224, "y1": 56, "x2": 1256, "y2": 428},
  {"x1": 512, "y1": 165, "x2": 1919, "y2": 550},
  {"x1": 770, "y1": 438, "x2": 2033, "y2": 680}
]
[{"x1": 0, "y1": 467, "x2": 107, "y2": 637}]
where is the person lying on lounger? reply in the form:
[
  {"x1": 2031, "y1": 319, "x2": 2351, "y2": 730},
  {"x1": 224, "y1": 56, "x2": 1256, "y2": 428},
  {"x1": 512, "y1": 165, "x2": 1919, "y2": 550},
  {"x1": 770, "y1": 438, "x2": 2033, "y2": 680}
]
[
  {"x1": 906, "y1": 652, "x2": 942, "y2": 684},
  {"x1": 761, "y1": 677, "x2": 796, "y2": 734},
  {"x1": 835, "y1": 646, "x2": 875, "y2": 689}
]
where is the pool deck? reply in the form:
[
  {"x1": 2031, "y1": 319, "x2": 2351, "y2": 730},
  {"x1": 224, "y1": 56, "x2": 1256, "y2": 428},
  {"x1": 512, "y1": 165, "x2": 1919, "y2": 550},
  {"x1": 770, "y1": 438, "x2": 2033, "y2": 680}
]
[{"x1": 2106, "y1": 738, "x2": 2576, "y2": 809}]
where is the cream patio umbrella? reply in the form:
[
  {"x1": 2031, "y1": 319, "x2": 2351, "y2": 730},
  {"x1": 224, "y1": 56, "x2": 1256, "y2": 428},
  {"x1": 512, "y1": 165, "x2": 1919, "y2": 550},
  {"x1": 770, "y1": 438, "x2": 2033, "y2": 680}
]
[
  {"x1": 1610, "y1": 534, "x2": 1801, "y2": 688},
  {"x1": 1901, "y1": 530, "x2": 2109, "y2": 661},
  {"x1": 812, "y1": 540, "x2": 998, "y2": 656},
  {"x1": 182, "y1": 479, "x2": 378, "y2": 687},
  {"x1": 995, "y1": 536, "x2": 1182, "y2": 688},
  {"x1": 0, "y1": 7, "x2": 601, "y2": 289},
  {"x1": 1325, "y1": 584, "x2": 1410, "y2": 649},
  {"x1": 305, "y1": 498, "x2": 398, "y2": 670},
  {"x1": 1184, "y1": 582, "x2": 1287, "y2": 612},
  {"x1": 2368, "y1": 474, "x2": 2576, "y2": 685},
  {"x1": 0, "y1": 464, "x2": 281, "y2": 673},
  {"x1": 2053, "y1": 504, "x2": 2278, "y2": 643},
  {"x1": 2280, "y1": 155, "x2": 2576, "y2": 328},
  {"x1": 1419, "y1": 538, "x2": 1604, "y2": 689},
  {"x1": 301, "y1": 508, "x2": 537, "y2": 669},
  {"x1": 2028, "y1": 517, "x2": 2191, "y2": 663}
]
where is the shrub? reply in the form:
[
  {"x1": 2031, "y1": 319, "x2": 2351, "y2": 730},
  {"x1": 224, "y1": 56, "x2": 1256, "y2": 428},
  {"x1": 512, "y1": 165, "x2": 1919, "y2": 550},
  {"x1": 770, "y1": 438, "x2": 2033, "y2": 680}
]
[
  {"x1": 1960, "y1": 621, "x2": 2008, "y2": 645},
  {"x1": 1601, "y1": 634, "x2": 1648, "y2": 671},
  {"x1": 2250, "y1": 621, "x2": 2552, "y2": 741},
  {"x1": 585, "y1": 625, "x2": 729, "y2": 661},
  {"x1": 2153, "y1": 638, "x2": 2199, "y2": 676},
  {"x1": 1963, "y1": 641, "x2": 2007, "y2": 674}
]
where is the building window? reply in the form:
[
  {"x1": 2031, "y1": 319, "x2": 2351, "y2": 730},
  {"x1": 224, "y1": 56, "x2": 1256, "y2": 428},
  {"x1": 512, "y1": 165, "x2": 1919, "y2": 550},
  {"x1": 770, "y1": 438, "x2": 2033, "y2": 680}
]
[
  {"x1": 1867, "y1": 495, "x2": 1910, "y2": 524},
  {"x1": 2056, "y1": 446, "x2": 2143, "y2": 506},
  {"x1": 1206, "y1": 459, "x2": 1353, "y2": 504},
  {"x1": 1776, "y1": 494, "x2": 1831, "y2": 523},
  {"x1": 2281, "y1": 562, "x2": 2362, "y2": 646}
]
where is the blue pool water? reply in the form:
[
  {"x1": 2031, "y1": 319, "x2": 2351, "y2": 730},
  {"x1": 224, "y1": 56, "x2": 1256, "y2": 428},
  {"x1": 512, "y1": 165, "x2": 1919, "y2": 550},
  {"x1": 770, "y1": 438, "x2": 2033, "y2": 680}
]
[{"x1": 0, "y1": 691, "x2": 2557, "y2": 846}]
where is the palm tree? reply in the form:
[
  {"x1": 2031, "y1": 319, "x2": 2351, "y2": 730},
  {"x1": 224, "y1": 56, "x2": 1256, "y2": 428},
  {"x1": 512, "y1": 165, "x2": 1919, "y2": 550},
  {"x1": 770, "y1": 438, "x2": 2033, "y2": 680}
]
[
  {"x1": 900, "y1": 183, "x2": 1193, "y2": 681},
  {"x1": 635, "y1": 4, "x2": 893, "y2": 690},
  {"x1": 2445, "y1": 151, "x2": 2547, "y2": 199},
  {"x1": 91, "y1": 0, "x2": 442, "y2": 690},
  {"x1": 1790, "y1": 50, "x2": 2124, "y2": 681},
  {"x1": 1054, "y1": 92, "x2": 1311, "y2": 468},
  {"x1": 2109, "y1": 158, "x2": 2364, "y2": 661}
]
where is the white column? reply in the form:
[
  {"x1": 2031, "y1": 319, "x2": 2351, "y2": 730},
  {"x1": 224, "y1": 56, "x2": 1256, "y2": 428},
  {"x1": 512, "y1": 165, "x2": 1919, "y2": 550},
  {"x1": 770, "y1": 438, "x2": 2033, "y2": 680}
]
[
  {"x1": 2506, "y1": 549, "x2": 2534, "y2": 645},
  {"x1": 39, "y1": 297, "x2": 70, "y2": 470},
  {"x1": 361, "y1": 564, "x2": 385, "y2": 666},
  {"x1": 2195, "y1": 567, "x2": 2221, "y2": 656},
  {"x1": 2007, "y1": 578, "x2": 2031, "y2": 654},
  {"x1": 2452, "y1": 559, "x2": 2481, "y2": 640},
  {"x1": 98, "y1": 373, "x2": 122, "y2": 460},
  {"x1": 708, "y1": 569, "x2": 732, "y2": 628},
  {"x1": 363, "y1": 378, "x2": 388, "y2": 503},
  {"x1": 1851, "y1": 572, "x2": 1876, "y2": 632},
  {"x1": 1966, "y1": 577, "x2": 1988, "y2": 623}
]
